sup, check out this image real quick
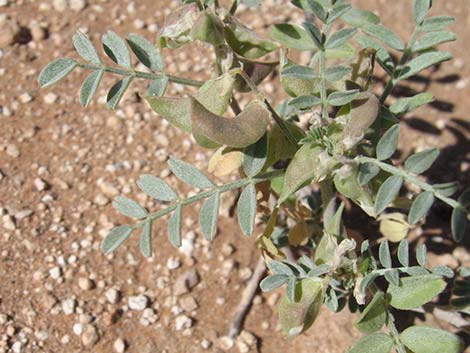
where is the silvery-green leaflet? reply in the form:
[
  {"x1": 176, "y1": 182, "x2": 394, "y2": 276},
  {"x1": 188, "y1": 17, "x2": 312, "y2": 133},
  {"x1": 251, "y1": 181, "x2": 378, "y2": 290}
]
[{"x1": 39, "y1": 0, "x2": 468, "y2": 351}]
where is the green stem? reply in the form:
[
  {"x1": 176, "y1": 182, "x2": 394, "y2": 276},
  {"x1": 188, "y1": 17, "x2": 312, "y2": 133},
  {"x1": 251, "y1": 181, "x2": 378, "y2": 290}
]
[
  {"x1": 379, "y1": 27, "x2": 421, "y2": 103},
  {"x1": 78, "y1": 63, "x2": 204, "y2": 87},
  {"x1": 387, "y1": 311, "x2": 407, "y2": 353},
  {"x1": 358, "y1": 156, "x2": 460, "y2": 209},
  {"x1": 318, "y1": 23, "x2": 331, "y2": 121},
  {"x1": 229, "y1": 0, "x2": 239, "y2": 15},
  {"x1": 133, "y1": 170, "x2": 283, "y2": 229}
]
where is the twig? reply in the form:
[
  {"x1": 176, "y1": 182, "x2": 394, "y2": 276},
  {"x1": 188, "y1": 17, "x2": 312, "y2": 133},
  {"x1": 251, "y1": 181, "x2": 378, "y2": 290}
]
[{"x1": 228, "y1": 256, "x2": 267, "y2": 339}]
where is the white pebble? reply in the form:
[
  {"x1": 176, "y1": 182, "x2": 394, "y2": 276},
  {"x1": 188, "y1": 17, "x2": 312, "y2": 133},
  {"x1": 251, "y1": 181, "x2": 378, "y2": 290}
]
[{"x1": 128, "y1": 295, "x2": 148, "y2": 311}]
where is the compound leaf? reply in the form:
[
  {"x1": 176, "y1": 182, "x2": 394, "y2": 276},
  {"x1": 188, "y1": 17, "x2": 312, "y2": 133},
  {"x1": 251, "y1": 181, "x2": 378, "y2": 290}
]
[{"x1": 102, "y1": 225, "x2": 133, "y2": 255}]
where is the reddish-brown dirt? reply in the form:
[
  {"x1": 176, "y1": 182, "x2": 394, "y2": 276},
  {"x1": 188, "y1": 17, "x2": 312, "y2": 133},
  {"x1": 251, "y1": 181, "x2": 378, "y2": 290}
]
[{"x1": 0, "y1": 1, "x2": 469, "y2": 352}]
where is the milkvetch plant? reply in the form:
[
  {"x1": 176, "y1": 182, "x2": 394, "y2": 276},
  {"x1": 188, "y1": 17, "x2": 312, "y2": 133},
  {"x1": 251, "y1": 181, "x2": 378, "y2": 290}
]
[{"x1": 39, "y1": 0, "x2": 469, "y2": 351}]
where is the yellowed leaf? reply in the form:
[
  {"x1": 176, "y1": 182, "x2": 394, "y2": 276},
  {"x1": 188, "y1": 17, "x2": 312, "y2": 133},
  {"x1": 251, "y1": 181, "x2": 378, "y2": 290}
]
[{"x1": 208, "y1": 147, "x2": 243, "y2": 177}]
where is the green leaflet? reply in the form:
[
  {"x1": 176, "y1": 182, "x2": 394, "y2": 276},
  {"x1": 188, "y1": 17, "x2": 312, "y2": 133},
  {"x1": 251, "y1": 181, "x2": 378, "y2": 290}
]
[
  {"x1": 243, "y1": 134, "x2": 268, "y2": 177},
  {"x1": 408, "y1": 191, "x2": 434, "y2": 224},
  {"x1": 140, "y1": 219, "x2": 153, "y2": 258},
  {"x1": 362, "y1": 23, "x2": 405, "y2": 51},
  {"x1": 102, "y1": 225, "x2": 134, "y2": 255},
  {"x1": 374, "y1": 175, "x2": 403, "y2": 214},
  {"x1": 72, "y1": 31, "x2": 101, "y2": 65},
  {"x1": 107, "y1": 76, "x2": 134, "y2": 110},
  {"x1": 354, "y1": 292, "x2": 386, "y2": 333},
  {"x1": 102, "y1": 31, "x2": 132, "y2": 69},
  {"x1": 168, "y1": 156, "x2": 215, "y2": 189},
  {"x1": 390, "y1": 93, "x2": 434, "y2": 115},
  {"x1": 237, "y1": 183, "x2": 257, "y2": 236},
  {"x1": 137, "y1": 174, "x2": 178, "y2": 202},
  {"x1": 127, "y1": 33, "x2": 164, "y2": 72},
  {"x1": 400, "y1": 326, "x2": 463, "y2": 353},
  {"x1": 346, "y1": 333, "x2": 393, "y2": 353},
  {"x1": 168, "y1": 205, "x2": 182, "y2": 247},
  {"x1": 80, "y1": 69, "x2": 104, "y2": 107},
  {"x1": 341, "y1": 9, "x2": 380, "y2": 28},
  {"x1": 38, "y1": 58, "x2": 77, "y2": 88},
  {"x1": 314, "y1": 232, "x2": 337, "y2": 266},
  {"x1": 388, "y1": 274, "x2": 446, "y2": 309},
  {"x1": 278, "y1": 279, "x2": 324, "y2": 337},
  {"x1": 376, "y1": 124, "x2": 400, "y2": 161},
  {"x1": 224, "y1": 19, "x2": 278, "y2": 59},
  {"x1": 451, "y1": 207, "x2": 467, "y2": 242},
  {"x1": 404, "y1": 148, "x2": 439, "y2": 174},
  {"x1": 400, "y1": 51, "x2": 452, "y2": 80},
  {"x1": 199, "y1": 192, "x2": 220, "y2": 241},
  {"x1": 278, "y1": 145, "x2": 333, "y2": 204},
  {"x1": 271, "y1": 23, "x2": 316, "y2": 51},
  {"x1": 334, "y1": 166, "x2": 375, "y2": 217},
  {"x1": 112, "y1": 195, "x2": 148, "y2": 219}
]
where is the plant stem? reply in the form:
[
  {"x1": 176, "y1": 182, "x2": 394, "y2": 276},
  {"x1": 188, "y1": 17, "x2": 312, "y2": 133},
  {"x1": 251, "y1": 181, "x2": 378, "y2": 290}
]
[
  {"x1": 133, "y1": 170, "x2": 283, "y2": 229},
  {"x1": 387, "y1": 311, "x2": 407, "y2": 353},
  {"x1": 229, "y1": 0, "x2": 239, "y2": 15},
  {"x1": 78, "y1": 63, "x2": 204, "y2": 87},
  {"x1": 318, "y1": 22, "x2": 332, "y2": 121},
  {"x1": 358, "y1": 156, "x2": 460, "y2": 209},
  {"x1": 379, "y1": 27, "x2": 421, "y2": 103}
]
